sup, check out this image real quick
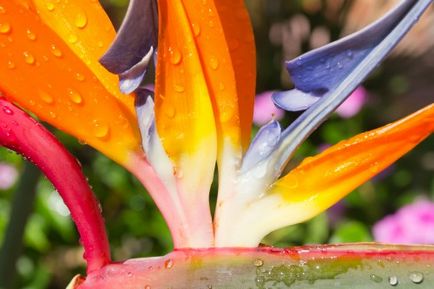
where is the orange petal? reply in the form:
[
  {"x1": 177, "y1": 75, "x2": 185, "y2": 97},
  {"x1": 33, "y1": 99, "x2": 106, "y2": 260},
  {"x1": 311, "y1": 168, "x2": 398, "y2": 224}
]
[
  {"x1": 271, "y1": 104, "x2": 434, "y2": 214},
  {"x1": 156, "y1": 1, "x2": 217, "y2": 168},
  {"x1": 179, "y1": 0, "x2": 256, "y2": 152},
  {"x1": 29, "y1": 0, "x2": 132, "y2": 110},
  {"x1": 0, "y1": 1, "x2": 140, "y2": 165}
]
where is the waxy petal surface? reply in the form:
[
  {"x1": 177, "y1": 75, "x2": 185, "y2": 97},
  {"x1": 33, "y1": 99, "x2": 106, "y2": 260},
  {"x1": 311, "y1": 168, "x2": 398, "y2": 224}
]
[
  {"x1": 0, "y1": 1, "x2": 140, "y2": 165},
  {"x1": 180, "y1": 0, "x2": 256, "y2": 151},
  {"x1": 30, "y1": 0, "x2": 132, "y2": 107},
  {"x1": 0, "y1": 98, "x2": 110, "y2": 273},
  {"x1": 271, "y1": 104, "x2": 434, "y2": 227}
]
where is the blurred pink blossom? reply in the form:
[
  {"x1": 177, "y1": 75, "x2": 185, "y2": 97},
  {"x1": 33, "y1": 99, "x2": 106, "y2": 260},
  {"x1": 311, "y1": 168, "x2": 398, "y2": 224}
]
[
  {"x1": 336, "y1": 86, "x2": 367, "y2": 118},
  {"x1": 0, "y1": 163, "x2": 18, "y2": 190},
  {"x1": 373, "y1": 199, "x2": 434, "y2": 244},
  {"x1": 253, "y1": 91, "x2": 285, "y2": 126}
]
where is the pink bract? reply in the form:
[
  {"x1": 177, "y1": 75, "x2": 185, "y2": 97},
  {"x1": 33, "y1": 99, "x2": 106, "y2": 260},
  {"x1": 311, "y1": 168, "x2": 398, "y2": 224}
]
[{"x1": 336, "y1": 86, "x2": 367, "y2": 118}]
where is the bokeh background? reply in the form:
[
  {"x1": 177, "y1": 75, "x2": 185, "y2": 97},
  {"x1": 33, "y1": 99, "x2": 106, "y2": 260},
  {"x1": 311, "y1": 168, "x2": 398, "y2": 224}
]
[{"x1": 0, "y1": 0, "x2": 433, "y2": 288}]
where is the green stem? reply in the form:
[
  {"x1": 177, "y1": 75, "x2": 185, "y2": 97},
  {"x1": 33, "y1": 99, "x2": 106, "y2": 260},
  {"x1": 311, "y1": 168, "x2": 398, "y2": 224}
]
[{"x1": 0, "y1": 163, "x2": 40, "y2": 289}]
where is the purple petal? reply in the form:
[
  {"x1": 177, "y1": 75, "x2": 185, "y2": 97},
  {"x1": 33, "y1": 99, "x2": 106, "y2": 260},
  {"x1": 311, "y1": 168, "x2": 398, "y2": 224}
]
[
  {"x1": 241, "y1": 120, "x2": 281, "y2": 172},
  {"x1": 100, "y1": 0, "x2": 158, "y2": 91},
  {"x1": 272, "y1": 89, "x2": 320, "y2": 112},
  {"x1": 272, "y1": 0, "x2": 433, "y2": 175}
]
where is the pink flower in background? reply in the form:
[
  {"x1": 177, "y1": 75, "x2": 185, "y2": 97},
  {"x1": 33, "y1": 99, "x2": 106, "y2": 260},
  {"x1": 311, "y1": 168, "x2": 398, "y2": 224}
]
[
  {"x1": 373, "y1": 199, "x2": 434, "y2": 244},
  {"x1": 253, "y1": 91, "x2": 285, "y2": 126},
  {"x1": 336, "y1": 86, "x2": 367, "y2": 118},
  {"x1": 0, "y1": 163, "x2": 18, "y2": 190}
]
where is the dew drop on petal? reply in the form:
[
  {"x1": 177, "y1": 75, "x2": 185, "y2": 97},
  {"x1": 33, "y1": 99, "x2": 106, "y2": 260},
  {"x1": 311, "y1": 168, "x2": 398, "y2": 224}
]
[
  {"x1": 68, "y1": 34, "x2": 78, "y2": 44},
  {"x1": 192, "y1": 22, "x2": 201, "y2": 36},
  {"x1": 210, "y1": 56, "x2": 219, "y2": 70},
  {"x1": 253, "y1": 259, "x2": 264, "y2": 267},
  {"x1": 68, "y1": 88, "x2": 83, "y2": 104},
  {"x1": 23, "y1": 51, "x2": 35, "y2": 65},
  {"x1": 169, "y1": 47, "x2": 182, "y2": 65},
  {"x1": 26, "y1": 29, "x2": 37, "y2": 41},
  {"x1": 74, "y1": 12, "x2": 88, "y2": 29},
  {"x1": 165, "y1": 105, "x2": 176, "y2": 118},
  {"x1": 50, "y1": 44, "x2": 63, "y2": 57},
  {"x1": 174, "y1": 84, "x2": 185, "y2": 93},
  {"x1": 75, "y1": 72, "x2": 85, "y2": 81},
  {"x1": 92, "y1": 120, "x2": 109, "y2": 139},
  {"x1": 7, "y1": 61, "x2": 15, "y2": 70},
  {"x1": 46, "y1": 2, "x2": 55, "y2": 11},
  {"x1": 40, "y1": 91, "x2": 54, "y2": 104},
  {"x1": 0, "y1": 22, "x2": 11, "y2": 34}
]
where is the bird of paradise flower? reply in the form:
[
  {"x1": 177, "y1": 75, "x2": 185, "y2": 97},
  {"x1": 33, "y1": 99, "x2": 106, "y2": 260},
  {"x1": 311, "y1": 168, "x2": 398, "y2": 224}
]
[{"x1": 0, "y1": 0, "x2": 434, "y2": 288}]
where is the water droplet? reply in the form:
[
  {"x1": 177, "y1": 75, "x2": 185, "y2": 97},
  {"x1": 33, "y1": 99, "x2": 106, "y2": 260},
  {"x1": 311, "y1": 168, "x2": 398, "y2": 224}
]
[
  {"x1": 337, "y1": 61, "x2": 343, "y2": 69},
  {"x1": 210, "y1": 57, "x2": 219, "y2": 70},
  {"x1": 409, "y1": 271, "x2": 424, "y2": 284},
  {"x1": 388, "y1": 276, "x2": 398, "y2": 286},
  {"x1": 370, "y1": 274, "x2": 383, "y2": 283},
  {"x1": 346, "y1": 50, "x2": 353, "y2": 59},
  {"x1": 23, "y1": 51, "x2": 35, "y2": 65},
  {"x1": 7, "y1": 61, "x2": 15, "y2": 69},
  {"x1": 174, "y1": 84, "x2": 185, "y2": 93},
  {"x1": 50, "y1": 44, "x2": 62, "y2": 57},
  {"x1": 68, "y1": 34, "x2": 78, "y2": 44},
  {"x1": 92, "y1": 120, "x2": 109, "y2": 139},
  {"x1": 68, "y1": 88, "x2": 83, "y2": 104},
  {"x1": 164, "y1": 259, "x2": 173, "y2": 269},
  {"x1": 97, "y1": 41, "x2": 104, "y2": 48},
  {"x1": 169, "y1": 47, "x2": 182, "y2": 65},
  {"x1": 46, "y1": 2, "x2": 55, "y2": 11},
  {"x1": 253, "y1": 259, "x2": 264, "y2": 267},
  {"x1": 75, "y1": 72, "x2": 85, "y2": 81},
  {"x1": 74, "y1": 12, "x2": 88, "y2": 29},
  {"x1": 144, "y1": 286, "x2": 151, "y2": 289},
  {"x1": 49, "y1": 111, "x2": 57, "y2": 118},
  {"x1": 0, "y1": 22, "x2": 11, "y2": 34},
  {"x1": 192, "y1": 22, "x2": 201, "y2": 36},
  {"x1": 40, "y1": 91, "x2": 54, "y2": 104},
  {"x1": 26, "y1": 29, "x2": 37, "y2": 40},
  {"x1": 219, "y1": 82, "x2": 225, "y2": 91},
  {"x1": 0, "y1": 5, "x2": 5, "y2": 14},
  {"x1": 208, "y1": 20, "x2": 215, "y2": 28},
  {"x1": 2, "y1": 106, "x2": 13, "y2": 115}
]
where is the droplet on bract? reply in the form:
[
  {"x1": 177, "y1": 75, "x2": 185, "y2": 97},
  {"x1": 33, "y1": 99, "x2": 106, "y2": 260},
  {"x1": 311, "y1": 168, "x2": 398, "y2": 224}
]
[
  {"x1": 164, "y1": 259, "x2": 173, "y2": 269},
  {"x1": 388, "y1": 276, "x2": 398, "y2": 286},
  {"x1": 2, "y1": 106, "x2": 13, "y2": 115},
  {"x1": 370, "y1": 274, "x2": 383, "y2": 283},
  {"x1": 408, "y1": 271, "x2": 424, "y2": 284},
  {"x1": 92, "y1": 120, "x2": 109, "y2": 139}
]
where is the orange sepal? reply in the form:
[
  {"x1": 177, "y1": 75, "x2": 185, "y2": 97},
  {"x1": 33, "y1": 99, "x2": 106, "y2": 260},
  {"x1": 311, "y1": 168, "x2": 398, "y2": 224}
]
[
  {"x1": 0, "y1": 1, "x2": 140, "y2": 165},
  {"x1": 180, "y1": 0, "x2": 256, "y2": 152},
  {"x1": 271, "y1": 104, "x2": 434, "y2": 212}
]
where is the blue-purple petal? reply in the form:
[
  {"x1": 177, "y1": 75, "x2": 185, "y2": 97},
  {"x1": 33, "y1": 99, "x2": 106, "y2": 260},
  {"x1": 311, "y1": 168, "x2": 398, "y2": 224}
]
[
  {"x1": 272, "y1": 0, "x2": 433, "y2": 176},
  {"x1": 272, "y1": 89, "x2": 320, "y2": 112},
  {"x1": 100, "y1": 0, "x2": 158, "y2": 92},
  {"x1": 241, "y1": 120, "x2": 281, "y2": 173}
]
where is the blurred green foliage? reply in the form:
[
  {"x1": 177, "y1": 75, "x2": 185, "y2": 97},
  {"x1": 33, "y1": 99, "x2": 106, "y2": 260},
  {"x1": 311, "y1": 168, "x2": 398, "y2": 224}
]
[{"x1": 0, "y1": 1, "x2": 433, "y2": 288}]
